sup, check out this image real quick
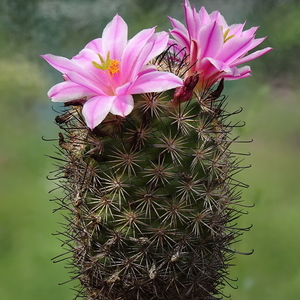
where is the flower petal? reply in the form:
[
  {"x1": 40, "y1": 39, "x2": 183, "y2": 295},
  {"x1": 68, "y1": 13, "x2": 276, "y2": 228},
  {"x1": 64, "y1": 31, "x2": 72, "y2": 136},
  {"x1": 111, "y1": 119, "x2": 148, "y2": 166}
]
[
  {"x1": 168, "y1": 17, "x2": 188, "y2": 37},
  {"x1": 145, "y1": 31, "x2": 169, "y2": 61},
  {"x1": 198, "y1": 21, "x2": 223, "y2": 59},
  {"x1": 121, "y1": 27, "x2": 155, "y2": 80},
  {"x1": 210, "y1": 10, "x2": 228, "y2": 28},
  {"x1": 84, "y1": 38, "x2": 103, "y2": 53},
  {"x1": 169, "y1": 28, "x2": 190, "y2": 51},
  {"x1": 102, "y1": 14, "x2": 128, "y2": 60},
  {"x1": 41, "y1": 54, "x2": 81, "y2": 74},
  {"x1": 82, "y1": 95, "x2": 115, "y2": 129},
  {"x1": 199, "y1": 57, "x2": 231, "y2": 79},
  {"x1": 190, "y1": 39, "x2": 200, "y2": 71},
  {"x1": 231, "y1": 47, "x2": 272, "y2": 67},
  {"x1": 199, "y1": 6, "x2": 211, "y2": 25},
  {"x1": 72, "y1": 48, "x2": 99, "y2": 67},
  {"x1": 183, "y1": 0, "x2": 198, "y2": 37},
  {"x1": 48, "y1": 81, "x2": 96, "y2": 102},
  {"x1": 110, "y1": 94, "x2": 134, "y2": 117},
  {"x1": 222, "y1": 66, "x2": 252, "y2": 80},
  {"x1": 217, "y1": 36, "x2": 254, "y2": 63},
  {"x1": 128, "y1": 71, "x2": 183, "y2": 94},
  {"x1": 241, "y1": 26, "x2": 259, "y2": 37},
  {"x1": 228, "y1": 22, "x2": 246, "y2": 37},
  {"x1": 168, "y1": 16, "x2": 190, "y2": 50},
  {"x1": 66, "y1": 70, "x2": 109, "y2": 96},
  {"x1": 41, "y1": 53, "x2": 100, "y2": 85},
  {"x1": 204, "y1": 57, "x2": 231, "y2": 73}
]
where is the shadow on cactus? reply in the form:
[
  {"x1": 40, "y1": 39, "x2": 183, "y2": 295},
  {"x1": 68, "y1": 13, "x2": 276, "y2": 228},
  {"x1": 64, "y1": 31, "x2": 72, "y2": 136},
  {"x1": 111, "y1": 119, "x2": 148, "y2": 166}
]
[{"x1": 42, "y1": 1, "x2": 271, "y2": 299}]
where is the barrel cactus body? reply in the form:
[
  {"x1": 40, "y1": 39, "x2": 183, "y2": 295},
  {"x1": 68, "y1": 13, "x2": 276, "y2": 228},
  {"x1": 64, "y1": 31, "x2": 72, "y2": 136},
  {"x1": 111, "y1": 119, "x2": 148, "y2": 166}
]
[
  {"x1": 43, "y1": 2, "x2": 271, "y2": 299},
  {"x1": 53, "y1": 76, "x2": 246, "y2": 300}
]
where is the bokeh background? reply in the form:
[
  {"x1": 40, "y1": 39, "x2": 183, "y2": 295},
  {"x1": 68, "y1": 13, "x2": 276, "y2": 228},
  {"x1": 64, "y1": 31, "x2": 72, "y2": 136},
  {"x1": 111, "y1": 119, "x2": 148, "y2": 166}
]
[{"x1": 0, "y1": 0, "x2": 299, "y2": 299}]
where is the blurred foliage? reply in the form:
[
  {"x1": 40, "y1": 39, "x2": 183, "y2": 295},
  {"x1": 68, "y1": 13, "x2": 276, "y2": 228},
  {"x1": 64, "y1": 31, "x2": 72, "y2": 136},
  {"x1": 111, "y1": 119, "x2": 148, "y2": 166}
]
[
  {"x1": 246, "y1": 0, "x2": 300, "y2": 85},
  {"x1": 0, "y1": 57, "x2": 47, "y2": 108},
  {"x1": 0, "y1": 0, "x2": 179, "y2": 59},
  {"x1": 0, "y1": 0, "x2": 300, "y2": 299}
]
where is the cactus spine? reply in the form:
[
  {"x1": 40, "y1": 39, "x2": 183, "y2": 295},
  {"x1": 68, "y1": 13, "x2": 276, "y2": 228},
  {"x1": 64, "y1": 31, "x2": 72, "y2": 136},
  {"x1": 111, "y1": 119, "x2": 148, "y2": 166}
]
[{"x1": 49, "y1": 51, "x2": 250, "y2": 300}]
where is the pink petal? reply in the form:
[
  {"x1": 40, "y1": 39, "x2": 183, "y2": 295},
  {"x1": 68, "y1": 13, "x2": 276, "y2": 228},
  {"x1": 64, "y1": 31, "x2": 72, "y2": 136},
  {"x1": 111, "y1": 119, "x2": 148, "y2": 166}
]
[
  {"x1": 145, "y1": 31, "x2": 169, "y2": 61},
  {"x1": 84, "y1": 38, "x2": 103, "y2": 53},
  {"x1": 139, "y1": 65, "x2": 158, "y2": 75},
  {"x1": 169, "y1": 28, "x2": 190, "y2": 51},
  {"x1": 102, "y1": 14, "x2": 128, "y2": 60},
  {"x1": 128, "y1": 32, "x2": 169, "y2": 70},
  {"x1": 128, "y1": 71, "x2": 183, "y2": 94},
  {"x1": 115, "y1": 82, "x2": 132, "y2": 96},
  {"x1": 190, "y1": 39, "x2": 200, "y2": 71},
  {"x1": 72, "y1": 48, "x2": 99, "y2": 69},
  {"x1": 231, "y1": 47, "x2": 272, "y2": 67},
  {"x1": 222, "y1": 66, "x2": 252, "y2": 80},
  {"x1": 204, "y1": 57, "x2": 231, "y2": 72},
  {"x1": 241, "y1": 26, "x2": 259, "y2": 37},
  {"x1": 168, "y1": 17, "x2": 188, "y2": 37},
  {"x1": 217, "y1": 36, "x2": 254, "y2": 64},
  {"x1": 200, "y1": 57, "x2": 231, "y2": 79},
  {"x1": 48, "y1": 81, "x2": 96, "y2": 102},
  {"x1": 66, "y1": 71, "x2": 108, "y2": 96},
  {"x1": 210, "y1": 11, "x2": 228, "y2": 28},
  {"x1": 82, "y1": 95, "x2": 115, "y2": 129},
  {"x1": 42, "y1": 54, "x2": 98, "y2": 85},
  {"x1": 121, "y1": 27, "x2": 155, "y2": 80},
  {"x1": 198, "y1": 21, "x2": 223, "y2": 59},
  {"x1": 199, "y1": 6, "x2": 211, "y2": 26},
  {"x1": 41, "y1": 54, "x2": 81, "y2": 74},
  {"x1": 110, "y1": 94, "x2": 134, "y2": 117},
  {"x1": 184, "y1": 0, "x2": 197, "y2": 38},
  {"x1": 228, "y1": 22, "x2": 246, "y2": 37},
  {"x1": 246, "y1": 37, "x2": 267, "y2": 52}
]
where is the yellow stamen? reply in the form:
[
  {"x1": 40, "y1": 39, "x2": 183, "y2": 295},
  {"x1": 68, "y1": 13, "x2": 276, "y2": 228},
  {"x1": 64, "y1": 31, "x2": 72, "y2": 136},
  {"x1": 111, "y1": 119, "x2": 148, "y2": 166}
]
[{"x1": 108, "y1": 59, "x2": 120, "y2": 76}]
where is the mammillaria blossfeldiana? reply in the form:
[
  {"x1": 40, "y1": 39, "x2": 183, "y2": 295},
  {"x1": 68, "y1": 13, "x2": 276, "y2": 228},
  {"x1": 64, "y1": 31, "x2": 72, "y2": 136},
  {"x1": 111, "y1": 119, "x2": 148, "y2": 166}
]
[
  {"x1": 168, "y1": 0, "x2": 272, "y2": 93},
  {"x1": 43, "y1": 3, "x2": 271, "y2": 300},
  {"x1": 42, "y1": 15, "x2": 183, "y2": 129}
]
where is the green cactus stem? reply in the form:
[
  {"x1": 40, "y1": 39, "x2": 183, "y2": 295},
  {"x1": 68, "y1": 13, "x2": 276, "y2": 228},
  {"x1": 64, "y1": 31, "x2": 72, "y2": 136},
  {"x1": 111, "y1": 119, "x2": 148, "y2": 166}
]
[{"x1": 48, "y1": 52, "x2": 252, "y2": 300}]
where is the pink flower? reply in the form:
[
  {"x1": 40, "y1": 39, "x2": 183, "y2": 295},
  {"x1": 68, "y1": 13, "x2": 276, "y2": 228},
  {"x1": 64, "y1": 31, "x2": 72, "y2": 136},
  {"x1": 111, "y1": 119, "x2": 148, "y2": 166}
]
[
  {"x1": 42, "y1": 15, "x2": 183, "y2": 129},
  {"x1": 168, "y1": 0, "x2": 272, "y2": 89}
]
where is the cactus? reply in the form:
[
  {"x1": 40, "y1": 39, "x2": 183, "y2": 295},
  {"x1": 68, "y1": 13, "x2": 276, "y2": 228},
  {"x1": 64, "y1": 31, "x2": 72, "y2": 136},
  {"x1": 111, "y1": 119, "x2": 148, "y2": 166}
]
[
  {"x1": 51, "y1": 81, "x2": 245, "y2": 299},
  {"x1": 43, "y1": 2, "x2": 271, "y2": 299}
]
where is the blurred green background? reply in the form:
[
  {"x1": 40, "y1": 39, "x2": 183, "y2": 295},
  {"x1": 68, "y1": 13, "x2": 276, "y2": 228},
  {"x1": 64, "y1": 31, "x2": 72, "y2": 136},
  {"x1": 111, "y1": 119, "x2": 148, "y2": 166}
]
[{"x1": 0, "y1": 0, "x2": 299, "y2": 299}]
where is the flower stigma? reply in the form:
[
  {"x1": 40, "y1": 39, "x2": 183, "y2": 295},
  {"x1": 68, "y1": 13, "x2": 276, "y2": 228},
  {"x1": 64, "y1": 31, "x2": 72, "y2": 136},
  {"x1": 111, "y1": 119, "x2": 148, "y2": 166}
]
[{"x1": 223, "y1": 28, "x2": 234, "y2": 43}]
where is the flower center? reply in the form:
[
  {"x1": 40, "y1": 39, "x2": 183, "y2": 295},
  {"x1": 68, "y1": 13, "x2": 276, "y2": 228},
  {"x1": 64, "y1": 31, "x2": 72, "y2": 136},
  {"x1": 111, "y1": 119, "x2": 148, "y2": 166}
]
[
  {"x1": 223, "y1": 28, "x2": 234, "y2": 43},
  {"x1": 108, "y1": 59, "x2": 120, "y2": 76},
  {"x1": 92, "y1": 52, "x2": 120, "y2": 76}
]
